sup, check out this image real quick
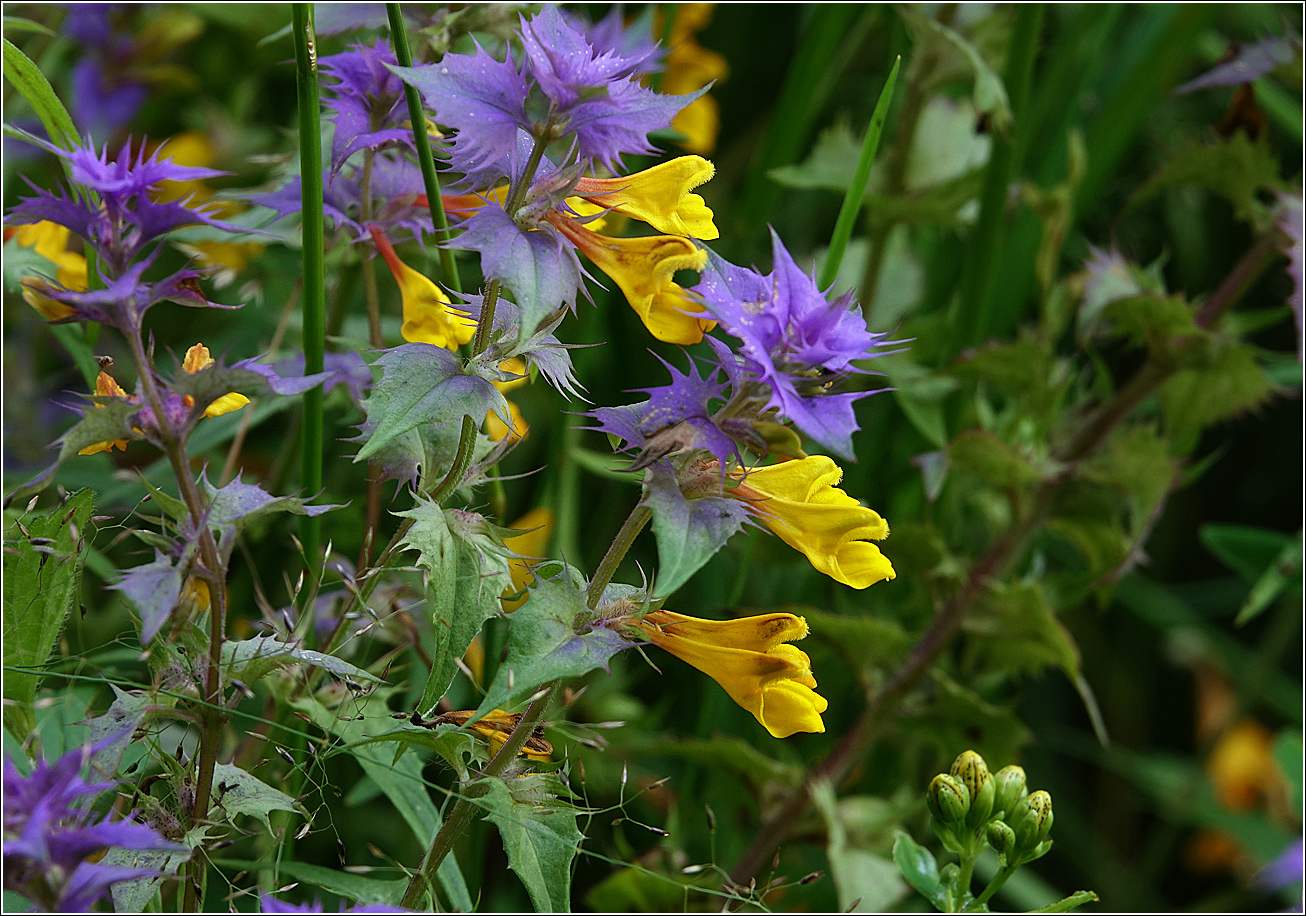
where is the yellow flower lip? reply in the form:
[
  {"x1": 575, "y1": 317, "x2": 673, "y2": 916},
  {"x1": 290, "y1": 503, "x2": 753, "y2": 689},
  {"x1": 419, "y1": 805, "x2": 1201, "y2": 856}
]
[
  {"x1": 369, "y1": 225, "x2": 476, "y2": 350},
  {"x1": 425, "y1": 709, "x2": 553, "y2": 760},
  {"x1": 546, "y1": 212, "x2": 715, "y2": 345},
  {"x1": 728, "y1": 456, "x2": 896, "y2": 589},
  {"x1": 181, "y1": 343, "x2": 251, "y2": 418},
  {"x1": 628, "y1": 609, "x2": 827, "y2": 738},
  {"x1": 572, "y1": 156, "x2": 719, "y2": 240}
]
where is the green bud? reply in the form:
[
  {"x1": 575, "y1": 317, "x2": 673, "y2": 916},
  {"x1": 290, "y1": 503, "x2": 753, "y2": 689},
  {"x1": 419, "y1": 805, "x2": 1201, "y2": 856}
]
[
  {"x1": 951, "y1": 750, "x2": 994, "y2": 830},
  {"x1": 986, "y1": 820, "x2": 1016, "y2": 859},
  {"x1": 1010, "y1": 789, "x2": 1054, "y2": 851},
  {"x1": 927, "y1": 773, "x2": 970, "y2": 827},
  {"x1": 991, "y1": 765, "x2": 1027, "y2": 819}
]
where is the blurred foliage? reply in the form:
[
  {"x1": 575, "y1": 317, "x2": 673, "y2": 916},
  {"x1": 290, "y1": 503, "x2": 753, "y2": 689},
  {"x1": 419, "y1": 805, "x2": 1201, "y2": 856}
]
[{"x1": 2, "y1": 2, "x2": 1302, "y2": 913}]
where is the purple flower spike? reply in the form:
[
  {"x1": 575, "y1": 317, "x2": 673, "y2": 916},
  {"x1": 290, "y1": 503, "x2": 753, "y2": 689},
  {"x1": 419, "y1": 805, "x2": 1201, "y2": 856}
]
[
  {"x1": 694, "y1": 230, "x2": 899, "y2": 460},
  {"x1": 3, "y1": 741, "x2": 186, "y2": 913},
  {"x1": 7, "y1": 131, "x2": 245, "y2": 276},
  {"x1": 321, "y1": 40, "x2": 415, "y2": 173}
]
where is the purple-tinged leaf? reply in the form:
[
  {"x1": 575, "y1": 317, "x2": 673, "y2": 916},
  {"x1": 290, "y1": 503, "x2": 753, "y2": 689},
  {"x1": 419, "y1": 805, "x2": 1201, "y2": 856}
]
[
  {"x1": 1175, "y1": 35, "x2": 1301, "y2": 94},
  {"x1": 643, "y1": 462, "x2": 752, "y2": 598},
  {"x1": 109, "y1": 554, "x2": 183, "y2": 644}
]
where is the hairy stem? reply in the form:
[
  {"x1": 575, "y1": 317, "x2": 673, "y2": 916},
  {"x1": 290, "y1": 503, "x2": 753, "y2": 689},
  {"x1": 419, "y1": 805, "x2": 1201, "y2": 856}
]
[{"x1": 586, "y1": 503, "x2": 653, "y2": 610}]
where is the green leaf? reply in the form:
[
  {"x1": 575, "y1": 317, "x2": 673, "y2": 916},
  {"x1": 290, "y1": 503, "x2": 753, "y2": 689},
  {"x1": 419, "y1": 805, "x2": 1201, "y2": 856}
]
[
  {"x1": 221, "y1": 636, "x2": 383, "y2": 687},
  {"x1": 893, "y1": 832, "x2": 948, "y2": 911},
  {"x1": 289, "y1": 687, "x2": 472, "y2": 910},
  {"x1": 256, "y1": 860, "x2": 408, "y2": 906},
  {"x1": 103, "y1": 846, "x2": 191, "y2": 913},
  {"x1": 399, "y1": 498, "x2": 513, "y2": 714},
  {"x1": 1131, "y1": 131, "x2": 1284, "y2": 226},
  {"x1": 964, "y1": 582, "x2": 1081, "y2": 678},
  {"x1": 948, "y1": 430, "x2": 1044, "y2": 489},
  {"x1": 643, "y1": 466, "x2": 750, "y2": 598},
  {"x1": 1081, "y1": 425, "x2": 1178, "y2": 533},
  {"x1": 475, "y1": 571, "x2": 633, "y2": 718},
  {"x1": 6, "y1": 398, "x2": 141, "y2": 506},
  {"x1": 1235, "y1": 530, "x2": 1303, "y2": 626},
  {"x1": 3, "y1": 489, "x2": 93, "y2": 743},
  {"x1": 2, "y1": 39, "x2": 77, "y2": 151},
  {"x1": 1161, "y1": 341, "x2": 1275, "y2": 445},
  {"x1": 897, "y1": 7, "x2": 1012, "y2": 133},
  {"x1": 1200, "y1": 524, "x2": 1295, "y2": 582},
  {"x1": 880, "y1": 355, "x2": 957, "y2": 449},
  {"x1": 814, "y1": 780, "x2": 908, "y2": 912},
  {"x1": 1099, "y1": 294, "x2": 1201, "y2": 356},
  {"x1": 618, "y1": 736, "x2": 803, "y2": 794},
  {"x1": 354, "y1": 343, "x2": 507, "y2": 461},
  {"x1": 211, "y1": 762, "x2": 302, "y2": 833},
  {"x1": 478, "y1": 778, "x2": 583, "y2": 913}
]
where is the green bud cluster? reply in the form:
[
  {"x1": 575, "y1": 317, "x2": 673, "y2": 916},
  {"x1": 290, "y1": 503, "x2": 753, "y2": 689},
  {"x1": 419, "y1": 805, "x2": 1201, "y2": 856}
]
[{"x1": 925, "y1": 751, "x2": 1054, "y2": 868}]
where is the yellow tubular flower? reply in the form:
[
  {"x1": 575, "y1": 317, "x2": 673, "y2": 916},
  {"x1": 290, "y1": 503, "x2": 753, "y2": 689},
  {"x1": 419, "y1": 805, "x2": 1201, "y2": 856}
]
[
  {"x1": 181, "y1": 343, "x2": 251, "y2": 417},
  {"x1": 369, "y1": 226, "x2": 475, "y2": 349},
  {"x1": 12, "y1": 221, "x2": 88, "y2": 321},
  {"x1": 657, "y1": 4, "x2": 728, "y2": 154},
  {"x1": 573, "y1": 156, "x2": 719, "y2": 240},
  {"x1": 547, "y1": 213, "x2": 714, "y2": 345},
  {"x1": 78, "y1": 371, "x2": 134, "y2": 456},
  {"x1": 501, "y1": 506, "x2": 555, "y2": 611},
  {"x1": 631, "y1": 610, "x2": 827, "y2": 738},
  {"x1": 731, "y1": 456, "x2": 895, "y2": 589},
  {"x1": 437, "y1": 709, "x2": 553, "y2": 760}
]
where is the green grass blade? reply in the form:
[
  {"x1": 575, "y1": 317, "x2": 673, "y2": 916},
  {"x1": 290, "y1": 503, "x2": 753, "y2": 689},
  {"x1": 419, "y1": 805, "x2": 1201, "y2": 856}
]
[
  {"x1": 819, "y1": 56, "x2": 900, "y2": 291},
  {"x1": 293, "y1": 3, "x2": 325, "y2": 576},
  {"x1": 2, "y1": 37, "x2": 77, "y2": 150}
]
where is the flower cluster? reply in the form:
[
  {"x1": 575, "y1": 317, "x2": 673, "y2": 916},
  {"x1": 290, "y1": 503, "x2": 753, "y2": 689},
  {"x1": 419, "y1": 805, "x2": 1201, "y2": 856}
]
[{"x1": 3, "y1": 741, "x2": 186, "y2": 912}]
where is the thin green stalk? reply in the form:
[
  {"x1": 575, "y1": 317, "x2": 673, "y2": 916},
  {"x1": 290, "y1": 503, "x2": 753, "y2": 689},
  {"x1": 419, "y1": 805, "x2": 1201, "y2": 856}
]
[
  {"x1": 953, "y1": 3, "x2": 1044, "y2": 348},
  {"x1": 955, "y1": 852, "x2": 977, "y2": 907},
  {"x1": 972, "y1": 864, "x2": 1017, "y2": 908},
  {"x1": 400, "y1": 683, "x2": 559, "y2": 909},
  {"x1": 819, "y1": 56, "x2": 900, "y2": 291},
  {"x1": 586, "y1": 504, "x2": 653, "y2": 610},
  {"x1": 387, "y1": 2, "x2": 461, "y2": 294},
  {"x1": 293, "y1": 3, "x2": 326, "y2": 583}
]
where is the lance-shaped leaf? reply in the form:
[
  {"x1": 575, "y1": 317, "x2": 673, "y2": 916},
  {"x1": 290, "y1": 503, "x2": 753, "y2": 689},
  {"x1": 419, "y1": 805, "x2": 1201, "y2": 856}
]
[
  {"x1": 474, "y1": 569, "x2": 631, "y2": 718},
  {"x1": 354, "y1": 343, "x2": 509, "y2": 461},
  {"x1": 210, "y1": 762, "x2": 303, "y2": 833},
  {"x1": 477, "y1": 777, "x2": 584, "y2": 914},
  {"x1": 197, "y1": 472, "x2": 338, "y2": 548},
  {"x1": 400, "y1": 499, "x2": 514, "y2": 714},
  {"x1": 643, "y1": 463, "x2": 751, "y2": 598},
  {"x1": 3, "y1": 489, "x2": 93, "y2": 741},
  {"x1": 221, "y1": 635, "x2": 383, "y2": 687},
  {"x1": 108, "y1": 553, "x2": 184, "y2": 644}
]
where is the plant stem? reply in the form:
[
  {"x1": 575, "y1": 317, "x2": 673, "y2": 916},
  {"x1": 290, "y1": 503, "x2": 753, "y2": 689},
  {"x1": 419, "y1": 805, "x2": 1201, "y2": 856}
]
[
  {"x1": 586, "y1": 503, "x2": 653, "y2": 610},
  {"x1": 294, "y1": 2, "x2": 326, "y2": 586},
  {"x1": 972, "y1": 864, "x2": 1017, "y2": 908},
  {"x1": 387, "y1": 2, "x2": 461, "y2": 294},
  {"x1": 1027, "y1": 890, "x2": 1100, "y2": 913},
  {"x1": 399, "y1": 682, "x2": 559, "y2": 909},
  {"x1": 123, "y1": 330, "x2": 226, "y2": 914},
  {"x1": 956, "y1": 852, "x2": 977, "y2": 907}
]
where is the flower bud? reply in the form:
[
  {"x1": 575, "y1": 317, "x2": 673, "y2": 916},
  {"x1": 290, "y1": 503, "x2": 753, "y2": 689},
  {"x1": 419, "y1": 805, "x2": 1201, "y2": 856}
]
[
  {"x1": 927, "y1": 773, "x2": 970, "y2": 826},
  {"x1": 1010, "y1": 789, "x2": 1054, "y2": 852},
  {"x1": 986, "y1": 819, "x2": 1016, "y2": 860},
  {"x1": 991, "y1": 764, "x2": 1027, "y2": 818},
  {"x1": 951, "y1": 750, "x2": 994, "y2": 829}
]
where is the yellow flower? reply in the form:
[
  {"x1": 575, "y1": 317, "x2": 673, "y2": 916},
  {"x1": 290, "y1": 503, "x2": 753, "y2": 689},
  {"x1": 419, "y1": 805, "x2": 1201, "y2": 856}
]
[
  {"x1": 656, "y1": 4, "x2": 728, "y2": 154},
  {"x1": 730, "y1": 456, "x2": 895, "y2": 589},
  {"x1": 434, "y1": 709, "x2": 553, "y2": 760},
  {"x1": 501, "y1": 506, "x2": 555, "y2": 611},
  {"x1": 152, "y1": 131, "x2": 265, "y2": 282},
  {"x1": 10, "y1": 221, "x2": 88, "y2": 321},
  {"x1": 369, "y1": 226, "x2": 475, "y2": 349},
  {"x1": 628, "y1": 609, "x2": 827, "y2": 738},
  {"x1": 78, "y1": 370, "x2": 135, "y2": 456},
  {"x1": 573, "y1": 156, "x2": 719, "y2": 240},
  {"x1": 546, "y1": 213, "x2": 714, "y2": 345},
  {"x1": 180, "y1": 343, "x2": 251, "y2": 417}
]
